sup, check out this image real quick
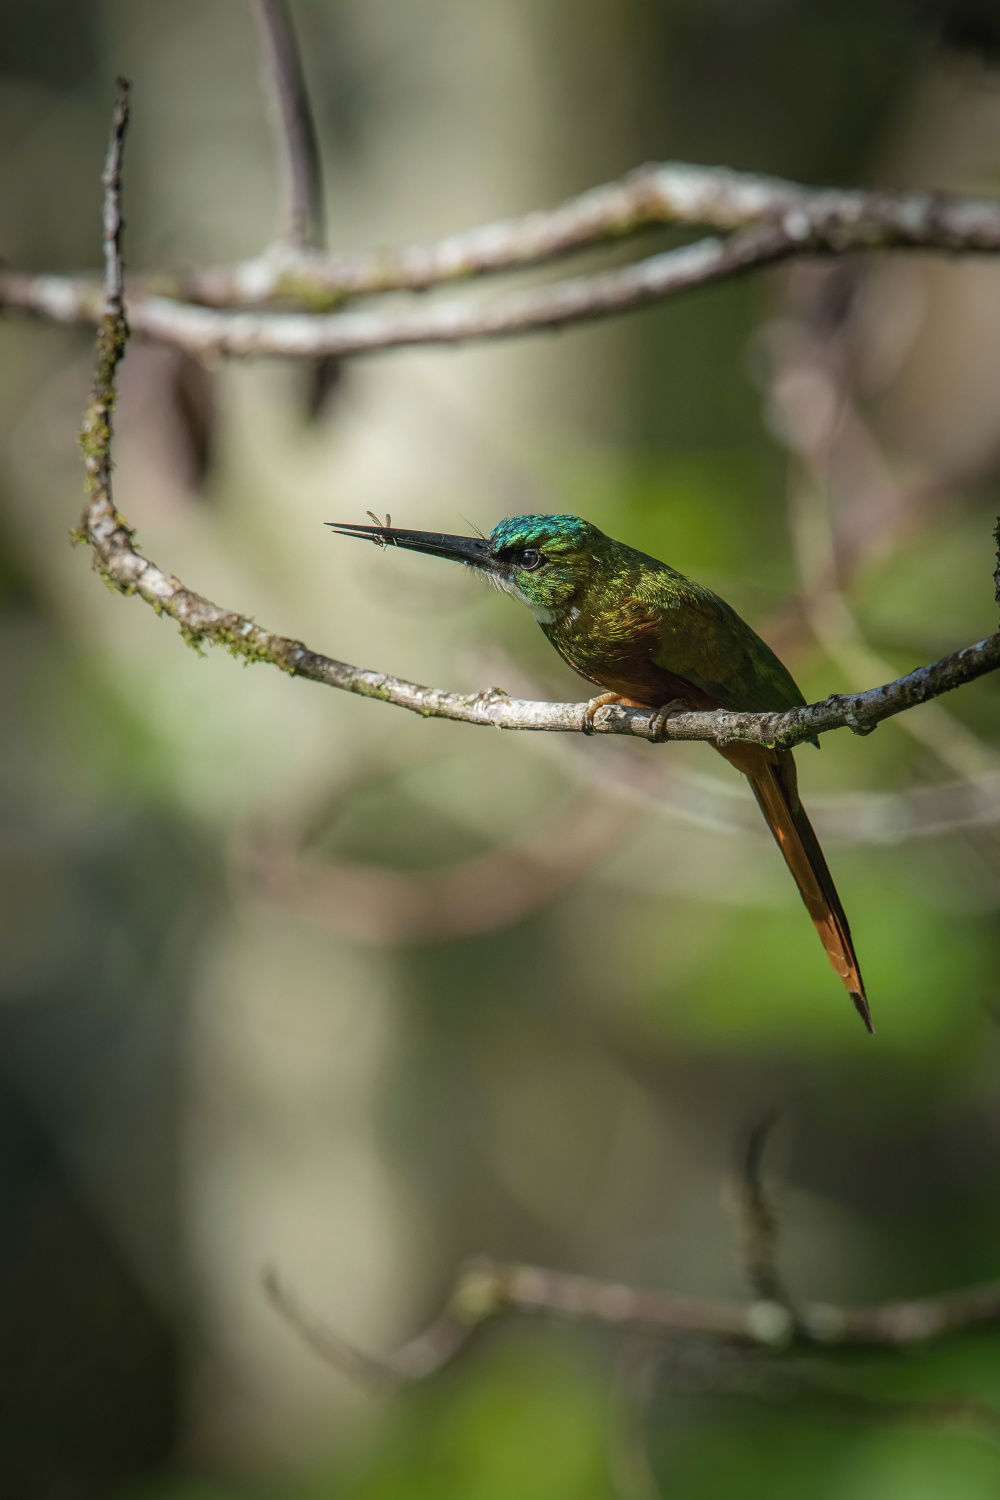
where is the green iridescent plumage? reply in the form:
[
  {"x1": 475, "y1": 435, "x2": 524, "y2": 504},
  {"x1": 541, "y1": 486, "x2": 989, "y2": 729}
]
[
  {"x1": 487, "y1": 514, "x2": 806, "y2": 716},
  {"x1": 330, "y1": 510, "x2": 871, "y2": 1030}
]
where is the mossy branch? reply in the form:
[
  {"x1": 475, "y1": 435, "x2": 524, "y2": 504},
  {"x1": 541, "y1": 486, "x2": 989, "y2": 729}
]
[{"x1": 77, "y1": 84, "x2": 1000, "y2": 752}]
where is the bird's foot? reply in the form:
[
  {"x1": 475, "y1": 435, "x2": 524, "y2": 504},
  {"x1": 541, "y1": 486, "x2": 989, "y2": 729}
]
[
  {"x1": 582, "y1": 691, "x2": 623, "y2": 735},
  {"x1": 648, "y1": 699, "x2": 691, "y2": 742}
]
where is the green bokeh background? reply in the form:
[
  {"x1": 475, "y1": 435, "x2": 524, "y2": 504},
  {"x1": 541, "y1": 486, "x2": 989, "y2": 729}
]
[{"x1": 2, "y1": 1, "x2": 1000, "y2": 1497}]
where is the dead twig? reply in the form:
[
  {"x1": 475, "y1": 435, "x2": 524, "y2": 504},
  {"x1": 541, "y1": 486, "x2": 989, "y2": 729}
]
[
  {"x1": 14, "y1": 162, "x2": 1000, "y2": 326},
  {"x1": 68, "y1": 409, "x2": 1000, "y2": 749},
  {"x1": 239, "y1": 786, "x2": 636, "y2": 945},
  {"x1": 728, "y1": 1111, "x2": 791, "y2": 1313},
  {"x1": 72, "y1": 96, "x2": 1000, "y2": 790},
  {"x1": 77, "y1": 78, "x2": 130, "y2": 564},
  {"x1": 267, "y1": 1249, "x2": 1000, "y2": 1396},
  {"x1": 251, "y1": 0, "x2": 325, "y2": 251}
]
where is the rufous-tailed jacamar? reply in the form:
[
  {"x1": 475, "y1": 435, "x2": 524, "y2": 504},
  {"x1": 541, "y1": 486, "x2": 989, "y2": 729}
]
[{"x1": 330, "y1": 513, "x2": 872, "y2": 1033}]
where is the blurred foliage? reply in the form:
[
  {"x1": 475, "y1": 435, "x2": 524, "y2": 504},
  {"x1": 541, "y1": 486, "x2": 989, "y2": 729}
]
[{"x1": 2, "y1": 0, "x2": 1000, "y2": 1498}]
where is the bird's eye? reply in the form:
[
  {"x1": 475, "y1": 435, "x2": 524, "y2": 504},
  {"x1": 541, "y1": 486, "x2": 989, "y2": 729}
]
[{"x1": 519, "y1": 549, "x2": 544, "y2": 571}]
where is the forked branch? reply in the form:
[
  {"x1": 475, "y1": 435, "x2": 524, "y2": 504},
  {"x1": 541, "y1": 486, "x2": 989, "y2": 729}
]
[
  {"x1": 264, "y1": 1105, "x2": 1000, "y2": 1430},
  {"x1": 76, "y1": 86, "x2": 1000, "y2": 752},
  {"x1": 12, "y1": 163, "x2": 1000, "y2": 358},
  {"x1": 264, "y1": 1242, "x2": 1000, "y2": 1389}
]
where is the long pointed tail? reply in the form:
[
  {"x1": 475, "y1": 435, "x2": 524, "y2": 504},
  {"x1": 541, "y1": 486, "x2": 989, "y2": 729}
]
[{"x1": 718, "y1": 743, "x2": 873, "y2": 1034}]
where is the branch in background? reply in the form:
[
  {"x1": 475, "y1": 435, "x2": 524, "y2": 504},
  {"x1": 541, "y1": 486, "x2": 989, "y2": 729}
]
[
  {"x1": 557, "y1": 719, "x2": 1000, "y2": 844},
  {"x1": 0, "y1": 225, "x2": 799, "y2": 357},
  {"x1": 75, "y1": 339, "x2": 1000, "y2": 754},
  {"x1": 74, "y1": 92, "x2": 1000, "y2": 779},
  {"x1": 766, "y1": 263, "x2": 1000, "y2": 783},
  {"x1": 250, "y1": 0, "x2": 342, "y2": 417},
  {"x1": 728, "y1": 1111, "x2": 791, "y2": 1312},
  {"x1": 77, "y1": 79, "x2": 130, "y2": 566},
  {"x1": 73, "y1": 402, "x2": 1000, "y2": 748},
  {"x1": 14, "y1": 163, "x2": 1000, "y2": 321},
  {"x1": 266, "y1": 1247, "x2": 1000, "y2": 1393},
  {"x1": 239, "y1": 787, "x2": 638, "y2": 944},
  {"x1": 174, "y1": 164, "x2": 1000, "y2": 305},
  {"x1": 13, "y1": 169, "x2": 1000, "y2": 357},
  {"x1": 251, "y1": 0, "x2": 325, "y2": 250},
  {"x1": 265, "y1": 1116, "x2": 1000, "y2": 1438},
  {"x1": 994, "y1": 516, "x2": 1000, "y2": 616}
]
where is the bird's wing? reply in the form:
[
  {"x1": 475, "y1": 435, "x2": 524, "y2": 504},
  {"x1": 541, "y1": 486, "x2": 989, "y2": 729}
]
[{"x1": 641, "y1": 575, "x2": 806, "y2": 715}]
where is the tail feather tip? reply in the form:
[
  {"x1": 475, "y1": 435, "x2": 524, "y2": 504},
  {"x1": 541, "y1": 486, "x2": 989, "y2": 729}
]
[{"x1": 851, "y1": 991, "x2": 875, "y2": 1036}]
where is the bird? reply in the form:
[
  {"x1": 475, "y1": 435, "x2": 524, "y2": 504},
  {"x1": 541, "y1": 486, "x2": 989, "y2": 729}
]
[{"x1": 329, "y1": 512, "x2": 872, "y2": 1033}]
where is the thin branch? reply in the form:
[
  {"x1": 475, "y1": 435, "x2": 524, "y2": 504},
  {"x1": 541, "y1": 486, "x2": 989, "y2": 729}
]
[
  {"x1": 73, "y1": 88, "x2": 1000, "y2": 753},
  {"x1": 769, "y1": 267, "x2": 1000, "y2": 782},
  {"x1": 556, "y1": 721, "x2": 1000, "y2": 845},
  {"x1": 251, "y1": 0, "x2": 325, "y2": 250},
  {"x1": 77, "y1": 79, "x2": 130, "y2": 566},
  {"x1": 240, "y1": 786, "x2": 637, "y2": 944},
  {"x1": 173, "y1": 165, "x2": 1000, "y2": 307},
  {"x1": 728, "y1": 1111, "x2": 791, "y2": 1312},
  {"x1": 263, "y1": 1265, "x2": 476, "y2": 1389},
  {"x1": 12, "y1": 168, "x2": 1000, "y2": 356},
  {"x1": 0, "y1": 227, "x2": 790, "y2": 357},
  {"x1": 16, "y1": 163, "x2": 1000, "y2": 315},
  {"x1": 267, "y1": 1251, "x2": 1000, "y2": 1396},
  {"x1": 74, "y1": 407, "x2": 1000, "y2": 746}
]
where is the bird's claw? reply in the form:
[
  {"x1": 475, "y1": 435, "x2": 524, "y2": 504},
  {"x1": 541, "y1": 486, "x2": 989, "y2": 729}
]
[
  {"x1": 648, "y1": 699, "x2": 690, "y2": 742},
  {"x1": 582, "y1": 692, "x2": 623, "y2": 734}
]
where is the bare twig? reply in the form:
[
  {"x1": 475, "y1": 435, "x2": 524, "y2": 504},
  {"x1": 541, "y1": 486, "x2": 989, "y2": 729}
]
[
  {"x1": 0, "y1": 226, "x2": 792, "y2": 357},
  {"x1": 994, "y1": 515, "x2": 1000, "y2": 619},
  {"x1": 11, "y1": 168, "x2": 1000, "y2": 357},
  {"x1": 264, "y1": 1264, "x2": 480, "y2": 1388},
  {"x1": 728, "y1": 1111, "x2": 791, "y2": 1313},
  {"x1": 77, "y1": 79, "x2": 130, "y2": 562},
  {"x1": 251, "y1": 0, "x2": 325, "y2": 250},
  {"x1": 72, "y1": 94, "x2": 1000, "y2": 776},
  {"x1": 767, "y1": 273, "x2": 1000, "y2": 782},
  {"x1": 15, "y1": 163, "x2": 1000, "y2": 319},
  {"x1": 551, "y1": 716, "x2": 1000, "y2": 845},
  {"x1": 240, "y1": 787, "x2": 637, "y2": 944},
  {"x1": 268, "y1": 1251, "x2": 1000, "y2": 1396},
  {"x1": 74, "y1": 401, "x2": 1000, "y2": 747},
  {"x1": 73, "y1": 398, "x2": 1000, "y2": 747},
  {"x1": 174, "y1": 164, "x2": 1000, "y2": 308}
]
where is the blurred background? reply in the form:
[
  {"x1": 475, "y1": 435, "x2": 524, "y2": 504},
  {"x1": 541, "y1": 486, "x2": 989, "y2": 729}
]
[{"x1": 2, "y1": 0, "x2": 1000, "y2": 1495}]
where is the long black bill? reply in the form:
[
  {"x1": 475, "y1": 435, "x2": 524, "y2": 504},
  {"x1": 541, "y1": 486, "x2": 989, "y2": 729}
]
[{"x1": 327, "y1": 521, "x2": 492, "y2": 568}]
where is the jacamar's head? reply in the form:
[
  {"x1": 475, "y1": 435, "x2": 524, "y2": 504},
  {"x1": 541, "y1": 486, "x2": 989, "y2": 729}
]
[{"x1": 329, "y1": 513, "x2": 611, "y2": 622}]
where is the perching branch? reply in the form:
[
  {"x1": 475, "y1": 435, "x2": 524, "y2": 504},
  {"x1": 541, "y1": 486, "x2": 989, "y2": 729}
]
[
  {"x1": 72, "y1": 404, "x2": 1000, "y2": 746},
  {"x1": 74, "y1": 85, "x2": 1000, "y2": 757},
  {"x1": 251, "y1": 0, "x2": 325, "y2": 250},
  {"x1": 14, "y1": 165, "x2": 1000, "y2": 358}
]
